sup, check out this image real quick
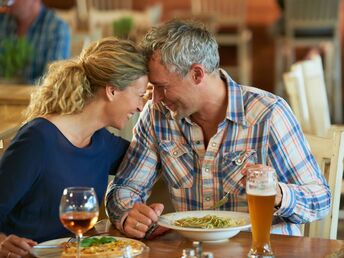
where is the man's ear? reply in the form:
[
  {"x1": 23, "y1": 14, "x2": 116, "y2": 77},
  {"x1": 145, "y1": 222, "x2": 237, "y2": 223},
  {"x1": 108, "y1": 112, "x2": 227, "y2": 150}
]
[
  {"x1": 190, "y1": 64, "x2": 205, "y2": 84},
  {"x1": 105, "y1": 85, "x2": 117, "y2": 100}
]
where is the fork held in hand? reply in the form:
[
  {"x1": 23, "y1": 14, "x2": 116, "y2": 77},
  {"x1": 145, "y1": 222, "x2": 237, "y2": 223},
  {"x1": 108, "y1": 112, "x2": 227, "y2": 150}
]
[{"x1": 208, "y1": 192, "x2": 231, "y2": 210}]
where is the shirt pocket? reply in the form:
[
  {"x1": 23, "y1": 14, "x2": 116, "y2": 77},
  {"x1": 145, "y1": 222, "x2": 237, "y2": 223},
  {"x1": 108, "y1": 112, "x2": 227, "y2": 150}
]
[
  {"x1": 159, "y1": 141, "x2": 194, "y2": 189},
  {"x1": 221, "y1": 150, "x2": 257, "y2": 195}
]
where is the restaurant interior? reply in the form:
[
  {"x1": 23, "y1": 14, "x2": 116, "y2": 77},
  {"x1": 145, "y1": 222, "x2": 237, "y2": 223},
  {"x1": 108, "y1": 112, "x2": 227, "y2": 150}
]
[{"x1": 2, "y1": 0, "x2": 344, "y2": 257}]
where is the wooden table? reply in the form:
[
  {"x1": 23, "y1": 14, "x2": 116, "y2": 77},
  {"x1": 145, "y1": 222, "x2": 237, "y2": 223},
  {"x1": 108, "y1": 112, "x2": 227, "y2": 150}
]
[
  {"x1": 0, "y1": 84, "x2": 34, "y2": 105},
  {"x1": 29, "y1": 219, "x2": 340, "y2": 258},
  {"x1": 0, "y1": 84, "x2": 35, "y2": 133}
]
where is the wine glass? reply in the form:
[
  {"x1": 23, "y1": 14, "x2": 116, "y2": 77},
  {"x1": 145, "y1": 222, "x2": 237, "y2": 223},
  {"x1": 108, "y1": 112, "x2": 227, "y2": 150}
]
[{"x1": 59, "y1": 187, "x2": 99, "y2": 258}]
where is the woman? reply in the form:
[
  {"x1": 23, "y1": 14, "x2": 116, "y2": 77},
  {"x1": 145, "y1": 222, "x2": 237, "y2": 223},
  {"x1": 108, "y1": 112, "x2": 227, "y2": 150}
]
[{"x1": 0, "y1": 37, "x2": 148, "y2": 257}]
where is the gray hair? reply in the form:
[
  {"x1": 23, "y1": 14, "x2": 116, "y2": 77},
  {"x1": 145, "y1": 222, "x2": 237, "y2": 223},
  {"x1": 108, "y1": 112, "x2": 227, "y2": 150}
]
[{"x1": 140, "y1": 19, "x2": 219, "y2": 77}]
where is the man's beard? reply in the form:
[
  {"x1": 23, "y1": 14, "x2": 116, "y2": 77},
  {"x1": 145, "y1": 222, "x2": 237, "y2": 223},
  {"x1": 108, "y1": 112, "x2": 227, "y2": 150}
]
[{"x1": 162, "y1": 102, "x2": 192, "y2": 120}]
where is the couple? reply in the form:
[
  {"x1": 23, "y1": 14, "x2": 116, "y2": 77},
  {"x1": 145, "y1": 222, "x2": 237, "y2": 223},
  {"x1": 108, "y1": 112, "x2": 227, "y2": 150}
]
[{"x1": 0, "y1": 20, "x2": 330, "y2": 258}]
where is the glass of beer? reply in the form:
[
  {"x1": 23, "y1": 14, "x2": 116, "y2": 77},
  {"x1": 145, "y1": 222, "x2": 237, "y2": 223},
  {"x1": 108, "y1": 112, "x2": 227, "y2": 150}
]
[{"x1": 246, "y1": 165, "x2": 277, "y2": 258}]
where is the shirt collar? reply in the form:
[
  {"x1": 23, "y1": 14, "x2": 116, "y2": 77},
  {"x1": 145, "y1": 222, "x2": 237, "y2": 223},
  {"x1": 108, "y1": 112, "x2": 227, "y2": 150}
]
[{"x1": 220, "y1": 69, "x2": 248, "y2": 127}]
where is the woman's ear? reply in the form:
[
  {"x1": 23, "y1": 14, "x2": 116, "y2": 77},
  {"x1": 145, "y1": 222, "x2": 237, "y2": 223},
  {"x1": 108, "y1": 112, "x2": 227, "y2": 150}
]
[{"x1": 105, "y1": 85, "x2": 117, "y2": 100}]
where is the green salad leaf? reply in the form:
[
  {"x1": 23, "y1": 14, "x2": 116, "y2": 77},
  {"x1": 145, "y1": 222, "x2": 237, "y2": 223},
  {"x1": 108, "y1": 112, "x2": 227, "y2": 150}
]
[{"x1": 80, "y1": 236, "x2": 117, "y2": 247}]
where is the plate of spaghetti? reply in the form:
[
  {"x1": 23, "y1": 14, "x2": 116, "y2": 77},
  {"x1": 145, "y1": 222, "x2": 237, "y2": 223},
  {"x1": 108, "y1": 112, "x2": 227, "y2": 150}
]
[{"x1": 157, "y1": 210, "x2": 251, "y2": 242}]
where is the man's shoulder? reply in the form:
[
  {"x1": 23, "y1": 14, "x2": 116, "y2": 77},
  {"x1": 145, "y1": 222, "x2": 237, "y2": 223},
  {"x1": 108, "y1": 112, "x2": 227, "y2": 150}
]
[
  {"x1": 241, "y1": 85, "x2": 286, "y2": 125},
  {"x1": 40, "y1": 7, "x2": 70, "y2": 32}
]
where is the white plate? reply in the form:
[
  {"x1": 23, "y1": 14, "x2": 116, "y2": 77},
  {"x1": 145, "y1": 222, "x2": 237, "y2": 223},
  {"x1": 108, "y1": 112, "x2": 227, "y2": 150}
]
[
  {"x1": 158, "y1": 210, "x2": 251, "y2": 242},
  {"x1": 31, "y1": 236, "x2": 148, "y2": 258}
]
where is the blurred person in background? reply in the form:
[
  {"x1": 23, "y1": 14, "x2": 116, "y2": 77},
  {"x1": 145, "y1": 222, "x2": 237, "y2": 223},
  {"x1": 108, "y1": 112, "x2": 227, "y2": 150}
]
[
  {"x1": 0, "y1": 37, "x2": 148, "y2": 257},
  {"x1": 0, "y1": 0, "x2": 70, "y2": 84}
]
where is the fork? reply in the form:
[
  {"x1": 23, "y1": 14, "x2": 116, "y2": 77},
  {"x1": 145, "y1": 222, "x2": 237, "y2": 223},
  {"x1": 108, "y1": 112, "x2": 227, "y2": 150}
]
[{"x1": 207, "y1": 192, "x2": 231, "y2": 210}]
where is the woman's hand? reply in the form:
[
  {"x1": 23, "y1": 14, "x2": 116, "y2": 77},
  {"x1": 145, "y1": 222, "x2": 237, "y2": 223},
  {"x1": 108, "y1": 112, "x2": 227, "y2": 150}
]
[{"x1": 0, "y1": 234, "x2": 37, "y2": 258}]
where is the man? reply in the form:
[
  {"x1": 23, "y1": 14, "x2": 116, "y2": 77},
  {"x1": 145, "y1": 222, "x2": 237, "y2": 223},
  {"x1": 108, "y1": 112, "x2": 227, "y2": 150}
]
[
  {"x1": 106, "y1": 20, "x2": 330, "y2": 238},
  {"x1": 0, "y1": 0, "x2": 70, "y2": 83}
]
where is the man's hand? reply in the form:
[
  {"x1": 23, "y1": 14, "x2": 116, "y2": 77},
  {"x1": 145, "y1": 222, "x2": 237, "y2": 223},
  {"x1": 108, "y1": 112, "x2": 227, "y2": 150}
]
[
  {"x1": 123, "y1": 203, "x2": 164, "y2": 238},
  {"x1": 0, "y1": 234, "x2": 37, "y2": 258},
  {"x1": 242, "y1": 164, "x2": 282, "y2": 208},
  {"x1": 274, "y1": 184, "x2": 283, "y2": 208}
]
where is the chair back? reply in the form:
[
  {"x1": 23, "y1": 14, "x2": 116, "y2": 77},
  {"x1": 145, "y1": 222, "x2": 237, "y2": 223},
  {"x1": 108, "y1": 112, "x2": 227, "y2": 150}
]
[
  {"x1": 301, "y1": 55, "x2": 331, "y2": 137},
  {"x1": 191, "y1": 0, "x2": 247, "y2": 30},
  {"x1": 0, "y1": 125, "x2": 20, "y2": 157},
  {"x1": 76, "y1": 0, "x2": 132, "y2": 26},
  {"x1": 304, "y1": 130, "x2": 344, "y2": 239},
  {"x1": 283, "y1": 65, "x2": 311, "y2": 133},
  {"x1": 284, "y1": 0, "x2": 340, "y2": 39},
  {"x1": 284, "y1": 55, "x2": 331, "y2": 136},
  {"x1": 87, "y1": 0, "x2": 132, "y2": 10}
]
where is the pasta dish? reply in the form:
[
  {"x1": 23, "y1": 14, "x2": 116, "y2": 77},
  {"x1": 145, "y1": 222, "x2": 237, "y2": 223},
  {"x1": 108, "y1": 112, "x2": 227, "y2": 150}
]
[
  {"x1": 174, "y1": 215, "x2": 245, "y2": 229},
  {"x1": 61, "y1": 236, "x2": 145, "y2": 257}
]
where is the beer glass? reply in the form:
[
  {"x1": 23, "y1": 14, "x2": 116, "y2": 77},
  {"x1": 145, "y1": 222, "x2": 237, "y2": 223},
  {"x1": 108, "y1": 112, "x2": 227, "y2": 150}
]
[{"x1": 246, "y1": 165, "x2": 277, "y2": 258}]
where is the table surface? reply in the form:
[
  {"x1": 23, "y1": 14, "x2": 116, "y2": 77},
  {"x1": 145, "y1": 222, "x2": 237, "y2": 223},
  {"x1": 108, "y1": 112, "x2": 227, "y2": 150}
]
[
  {"x1": 0, "y1": 84, "x2": 35, "y2": 105},
  {"x1": 27, "y1": 219, "x2": 344, "y2": 258},
  {"x1": 0, "y1": 84, "x2": 34, "y2": 134}
]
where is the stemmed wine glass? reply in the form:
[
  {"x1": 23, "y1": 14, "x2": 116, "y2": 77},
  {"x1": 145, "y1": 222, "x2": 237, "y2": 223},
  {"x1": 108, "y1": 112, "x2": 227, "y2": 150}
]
[{"x1": 59, "y1": 187, "x2": 99, "y2": 258}]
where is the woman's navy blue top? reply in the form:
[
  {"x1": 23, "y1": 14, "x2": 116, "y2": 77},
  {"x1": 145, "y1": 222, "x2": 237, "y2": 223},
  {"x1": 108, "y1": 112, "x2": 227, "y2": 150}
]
[{"x1": 0, "y1": 118, "x2": 129, "y2": 242}]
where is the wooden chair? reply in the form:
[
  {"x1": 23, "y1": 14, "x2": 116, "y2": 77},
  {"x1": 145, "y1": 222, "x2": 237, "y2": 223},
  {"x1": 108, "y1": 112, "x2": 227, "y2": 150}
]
[
  {"x1": 304, "y1": 130, "x2": 344, "y2": 239},
  {"x1": 283, "y1": 55, "x2": 332, "y2": 137},
  {"x1": 0, "y1": 125, "x2": 20, "y2": 157},
  {"x1": 275, "y1": 0, "x2": 342, "y2": 123},
  {"x1": 190, "y1": 0, "x2": 252, "y2": 85},
  {"x1": 283, "y1": 64, "x2": 312, "y2": 134},
  {"x1": 84, "y1": 3, "x2": 160, "y2": 41},
  {"x1": 76, "y1": 0, "x2": 132, "y2": 24}
]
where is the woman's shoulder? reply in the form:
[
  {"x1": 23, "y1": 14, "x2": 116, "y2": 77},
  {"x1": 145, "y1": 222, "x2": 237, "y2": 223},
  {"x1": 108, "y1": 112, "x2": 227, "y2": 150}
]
[
  {"x1": 16, "y1": 117, "x2": 58, "y2": 141},
  {"x1": 97, "y1": 128, "x2": 129, "y2": 144},
  {"x1": 95, "y1": 128, "x2": 130, "y2": 152}
]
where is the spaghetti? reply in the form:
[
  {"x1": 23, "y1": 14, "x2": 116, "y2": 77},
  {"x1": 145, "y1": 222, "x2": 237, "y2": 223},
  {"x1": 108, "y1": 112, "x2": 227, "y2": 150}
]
[{"x1": 174, "y1": 215, "x2": 245, "y2": 229}]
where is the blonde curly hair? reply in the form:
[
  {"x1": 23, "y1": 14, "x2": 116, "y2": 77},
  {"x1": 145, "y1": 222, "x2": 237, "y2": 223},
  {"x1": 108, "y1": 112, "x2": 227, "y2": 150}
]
[{"x1": 25, "y1": 37, "x2": 147, "y2": 122}]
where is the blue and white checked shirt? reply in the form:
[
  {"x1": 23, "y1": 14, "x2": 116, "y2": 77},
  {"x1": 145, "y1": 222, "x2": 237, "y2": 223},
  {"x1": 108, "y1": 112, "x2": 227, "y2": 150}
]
[
  {"x1": 0, "y1": 5, "x2": 70, "y2": 84},
  {"x1": 106, "y1": 70, "x2": 331, "y2": 236}
]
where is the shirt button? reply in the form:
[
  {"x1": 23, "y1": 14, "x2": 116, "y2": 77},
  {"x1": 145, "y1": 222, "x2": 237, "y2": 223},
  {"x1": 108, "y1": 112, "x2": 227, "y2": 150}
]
[
  {"x1": 235, "y1": 158, "x2": 243, "y2": 165},
  {"x1": 205, "y1": 168, "x2": 209, "y2": 172},
  {"x1": 205, "y1": 196, "x2": 211, "y2": 201},
  {"x1": 196, "y1": 140, "x2": 201, "y2": 144},
  {"x1": 211, "y1": 143, "x2": 216, "y2": 147},
  {"x1": 173, "y1": 151, "x2": 178, "y2": 156}
]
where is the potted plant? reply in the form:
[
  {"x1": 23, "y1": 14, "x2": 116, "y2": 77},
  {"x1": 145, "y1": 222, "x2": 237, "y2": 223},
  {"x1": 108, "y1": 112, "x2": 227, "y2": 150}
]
[
  {"x1": 112, "y1": 16, "x2": 134, "y2": 40},
  {"x1": 0, "y1": 37, "x2": 33, "y2": 83}
]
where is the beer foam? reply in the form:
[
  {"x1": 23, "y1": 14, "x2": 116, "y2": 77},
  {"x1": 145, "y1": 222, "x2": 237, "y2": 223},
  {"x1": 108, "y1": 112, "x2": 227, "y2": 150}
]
[{"x1": 246, "y1": 188, "x2": 276, "y2": 196}]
